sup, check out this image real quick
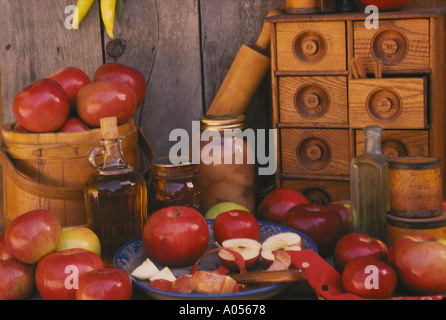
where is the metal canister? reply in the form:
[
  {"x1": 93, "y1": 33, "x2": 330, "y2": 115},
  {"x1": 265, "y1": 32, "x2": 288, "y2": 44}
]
[
  {"x1": 386, "y1": 212, "x2": 446, "y2": 247},
  {"x1": 388, "y1": 156, "x2": 443, "y2": 219}
]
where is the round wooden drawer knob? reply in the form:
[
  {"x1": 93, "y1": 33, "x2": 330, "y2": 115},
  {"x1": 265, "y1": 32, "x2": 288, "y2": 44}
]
[
  {"x1": 293, "y1": 30, "x2": 327, "y2": 65},
  {"x1": 372, "y1": 29, "x2": 408, "y2": 66}
]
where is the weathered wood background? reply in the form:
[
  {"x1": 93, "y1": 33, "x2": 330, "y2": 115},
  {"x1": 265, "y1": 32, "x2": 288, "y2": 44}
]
[
  {"x1": 0, "y1": 0, "x2": 444, "y2": 198},
  {"x1": 2, "y1": 0, "x2": 443, "y2": 156},
  {"x1": 0, "y1": 0, "x2": 285, "y2": 159}
]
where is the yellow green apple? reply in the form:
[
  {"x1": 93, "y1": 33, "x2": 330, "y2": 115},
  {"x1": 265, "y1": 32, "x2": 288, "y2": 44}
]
[
  {"x1": 57, "y1": 226, "x2": 101, "y2": 256},
  {"x1": 204, "y1": 202, "x2": 250, "y2": 219}
]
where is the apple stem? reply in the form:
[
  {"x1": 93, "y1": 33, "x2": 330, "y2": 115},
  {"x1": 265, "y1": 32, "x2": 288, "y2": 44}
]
[{"x1": 177, "y1": 207, "x2": 181, "y2": 217}]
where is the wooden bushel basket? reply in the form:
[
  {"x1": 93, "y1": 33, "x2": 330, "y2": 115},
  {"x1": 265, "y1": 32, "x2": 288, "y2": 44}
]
[{"x1": 0, "y1": 119, "x2": 154, "y2": 228}]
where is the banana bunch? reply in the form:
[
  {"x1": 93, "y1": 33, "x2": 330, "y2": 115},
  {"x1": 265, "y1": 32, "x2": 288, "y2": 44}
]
[{"x1": 72, "y1": 0, "x2": 124, "y2": 39}]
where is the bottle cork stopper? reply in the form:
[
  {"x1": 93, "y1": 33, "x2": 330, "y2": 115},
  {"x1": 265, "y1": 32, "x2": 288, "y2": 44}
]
[{"x1": 100, "y1": 117, "x2": 119, "y2": 139}]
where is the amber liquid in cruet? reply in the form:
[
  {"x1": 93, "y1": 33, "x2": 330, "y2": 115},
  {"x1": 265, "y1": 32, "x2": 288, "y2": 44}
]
[
  {"x1": 85, "y1": 171, "x2": 147, "y2": 266},
  {"x1": 84, "y1": 117, "x2": 147, "y2": 266}
]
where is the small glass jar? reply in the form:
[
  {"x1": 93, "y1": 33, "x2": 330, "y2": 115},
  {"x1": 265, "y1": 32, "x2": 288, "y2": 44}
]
[
  {"x1": 198, "y1": 114, "x2": 255, "y2": 213},
  {"x1": 148, "y1": 157, "x2": 202, "y2": 215}
]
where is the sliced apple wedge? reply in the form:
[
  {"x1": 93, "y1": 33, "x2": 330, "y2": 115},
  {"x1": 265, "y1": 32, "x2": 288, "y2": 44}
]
[
  {"x1": 218, "y1": 238, "x2": 261, "y2": 270},
  {"x1": 131, "y1": 258, "x2": 160, "y2": 280},
  {"x1": 261, "y1": 232, "x2": 302, "y2": 264},
  {"x1": 149, "y1": 266, "x2": 176, "y2": 282}
]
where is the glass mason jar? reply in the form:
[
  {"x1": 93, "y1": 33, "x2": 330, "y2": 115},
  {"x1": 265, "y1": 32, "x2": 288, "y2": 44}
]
[
  {"x1": 148, "y1": 157, "x2": 202, "y2": 215},
  {"x1": 198, "y1": 114, "x2": 255, "y2": 213},
  {"x1": 84, "y1": 118, "x2": 147, "y2": 266}
]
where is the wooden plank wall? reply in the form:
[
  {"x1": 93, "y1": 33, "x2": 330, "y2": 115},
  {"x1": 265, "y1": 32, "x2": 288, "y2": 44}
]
[{"x1": 1, "y1": 0, "x2": 444, "y2": 154}]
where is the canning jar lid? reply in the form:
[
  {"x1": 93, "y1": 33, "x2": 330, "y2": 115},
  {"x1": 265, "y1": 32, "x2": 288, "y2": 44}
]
[
  {"x1": 150, "y1": 156, "x2": 199, "y2": 178},
  {"x1": 200, "y1": 114, "x2": 246, "y2": 130}
]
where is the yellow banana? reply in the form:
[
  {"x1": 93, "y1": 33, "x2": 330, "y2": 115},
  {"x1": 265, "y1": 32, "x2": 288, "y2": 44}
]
[
  {"x1": 72, "y1": 0, "x2": 95, "y2": 30},
  {"x1": 101, "y1": 0, "x2": 116, "y2": 39}
]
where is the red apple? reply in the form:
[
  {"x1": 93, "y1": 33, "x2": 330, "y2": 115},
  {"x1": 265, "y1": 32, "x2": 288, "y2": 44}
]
[
  {"x1": 142, "y1": 206, "x2": 209, "y2": 267},
  {"x1": 282, "y1": 203, "x2": 343, "y2": 257},
  {"x1": 260, "y1": 232, "x2": 302, "y2": 265},
  {"x1": 13, "y1": 78, "x2": 70, "y2": 133},
  {"x1": 258, "y1": 188, "x2": 309, "y2": 224},
  {"x1": 342, "y1": 256, "x2": 397, "y2": 299},
  {"x1": 4, "y1": 209, "x2": 62, "y2": 264},
  {"x1": 76, "y1": 81, "x2": 137, "y2": 127},
  {"x1": 218, "y1": 238, "x2": 261, "y2": 270},
  {"x1": 93, "y1": 62, "x2": 147, "y2": 107},
  {"x1": 213, "y1": 210, "x2": 260, "y2": 244},
  {"x1": 59, "y1": 117, "x2": 89, "y2": 132},
  {"x1": 35, "y1": 248, "x2": 105, "y2": 300},
  {"x1": 388, "y1": 235, "x2": 446, "y2": 295},
  {"x1": 48, "y1": 66, "x2": 91, "y2": 107},
  {"x1": 327, "y1": 200, "x2": 352, "y2": 234},
  {"x1": 75, "y1": 268, "x2": 132, "y2": 300},
  {"x1": 333, "y1": 233, "x2": 389, "y2": 272},
  {"x1": 0, "y1": 233, "x2": 12, "y2": 260},
  {"x1": 0, "y1": 258, "x2": 35, "y2": 300},
  {"x1": 360, "y1": 0, "x2": 411, "y2": 11}
]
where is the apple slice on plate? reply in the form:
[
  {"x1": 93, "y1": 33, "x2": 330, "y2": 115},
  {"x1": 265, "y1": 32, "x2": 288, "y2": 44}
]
[
  {"x1": 149, "y1": 266, "x2": 176, "y2": 282},
  {"x1": 261, "y1": 232, "x2": 302, "y2": 264},
  {"x1": 218, "y1": 238, "x2": 261, "y2": 270},
  {"x1": 131, "y1": 258, "x2": 159, "y2": 280}
]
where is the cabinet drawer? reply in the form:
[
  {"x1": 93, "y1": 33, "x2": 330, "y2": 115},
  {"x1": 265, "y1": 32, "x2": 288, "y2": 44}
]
[
  {"x1": 354, "y1": 19, "x2": 430, "y2": 71},
  {"x1": 281, "y1": 128, "x2": 350, "y2": 176},
  {"x1": 355, "y1": 129, "x2": 429, "y2": 158},
  {"x1": 276, "y1": 21, "x2": 346, "y2": 71},
  {"x1": 349, "y1": 77, "x2": 427, "y2": 129},
  {"x1": 279, "y1": 76, "x2": 348, "y2": 124},
  {"x1": 282, "y1": 179, "x2": 350, "y2": 205}
]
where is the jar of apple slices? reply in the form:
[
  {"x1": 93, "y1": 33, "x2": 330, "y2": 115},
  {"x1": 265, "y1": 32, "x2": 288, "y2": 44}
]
[{"x1": 198, "y1": 114, "x2": 255, "y2": 214}]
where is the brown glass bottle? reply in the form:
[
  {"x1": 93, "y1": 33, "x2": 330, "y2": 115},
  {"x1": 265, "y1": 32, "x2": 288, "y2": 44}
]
[{"x1": 84, "y1": 118, "x2": 147, "y2": 266}]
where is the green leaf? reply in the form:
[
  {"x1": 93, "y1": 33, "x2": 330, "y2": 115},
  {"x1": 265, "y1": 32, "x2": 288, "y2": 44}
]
[{"x1": 116, "y1": 0, "x2": 124, "y2": 20}]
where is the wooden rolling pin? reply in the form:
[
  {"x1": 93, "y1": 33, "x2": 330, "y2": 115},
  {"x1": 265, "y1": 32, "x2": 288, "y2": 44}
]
[{"x1": 206, "y1": 9, "x2": 282, "y2": 115}]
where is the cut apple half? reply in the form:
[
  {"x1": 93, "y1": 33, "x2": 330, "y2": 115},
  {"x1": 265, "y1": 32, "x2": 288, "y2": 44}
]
[
  {"x1": 131, "y1": 258, "x2": 159, "y2": 280},
  {"x1": 149, "y1": 266, "x2": 176, "y2": 282},
  {"x1": 261, "y1": 232, "x2": 302, "y2": 264},
  {"x1": 218, "y1": 238, "x2": 261, "y2": 270}
]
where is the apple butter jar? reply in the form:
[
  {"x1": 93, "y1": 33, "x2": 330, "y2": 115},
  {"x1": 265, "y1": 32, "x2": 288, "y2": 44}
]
[
  {"x1": 84, "y1": 117, "x2": 147, "y2": 266},
  {"x1": 148, "y1": 157, "x2": 202, "y2": 215},
  {"x1": 198, "y1": 114, "x2": 255, "y2": 213}
]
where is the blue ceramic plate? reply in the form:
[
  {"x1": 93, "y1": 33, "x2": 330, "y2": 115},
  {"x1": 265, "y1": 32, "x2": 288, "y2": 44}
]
[{"x1": 114, "y1": 220, "x2": 318, "y2": 300}]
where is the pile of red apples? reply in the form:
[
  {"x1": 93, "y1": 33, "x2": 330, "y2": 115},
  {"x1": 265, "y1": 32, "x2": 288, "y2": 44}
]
[
  {"x1": 12, "y1": 63, "x2": 146, "y2": 133},
  {"x1": 258, "y1": 187, "x2": 446, "y2": 298},
  {"x1": 0, "y1": 209, "x2": 132, "y2": 300}
]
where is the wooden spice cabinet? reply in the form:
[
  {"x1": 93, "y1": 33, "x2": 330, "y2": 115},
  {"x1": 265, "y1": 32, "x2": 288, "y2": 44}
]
[{"x1": 267, "y1": 8, "x2": 446, "y2": 204}]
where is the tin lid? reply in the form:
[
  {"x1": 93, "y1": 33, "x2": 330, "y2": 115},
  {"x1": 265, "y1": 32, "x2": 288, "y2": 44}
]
[
  {"x1": 387, "y1": 156, "x2": 441, "y2": 170},
  {"x1": 386, "y1": 211, "x2": 446, "y2": 229},
  {"x1": 200, "y1": 114, "x2": 246, "y2": 130}
]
